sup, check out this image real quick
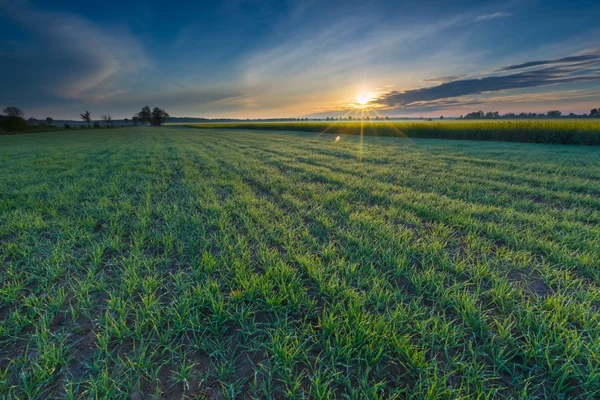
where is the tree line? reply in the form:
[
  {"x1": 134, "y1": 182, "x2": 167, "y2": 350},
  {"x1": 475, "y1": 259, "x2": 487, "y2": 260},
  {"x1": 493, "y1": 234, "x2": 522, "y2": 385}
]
[
  {"x1": 79, "y1": 106, "x2": 170, "y2": 127},
  {"x1": 461, "y1": 109, "x2": 600, "y2": 119},
  {"x1": 1, "y1": 105, "x2": 170, "y2": 132}
]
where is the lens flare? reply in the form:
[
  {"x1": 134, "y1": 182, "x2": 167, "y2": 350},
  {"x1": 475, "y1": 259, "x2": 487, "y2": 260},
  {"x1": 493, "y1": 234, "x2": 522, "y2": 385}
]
[{"x1": 335, "y1": 136, "x2": 341, "y2": 142}]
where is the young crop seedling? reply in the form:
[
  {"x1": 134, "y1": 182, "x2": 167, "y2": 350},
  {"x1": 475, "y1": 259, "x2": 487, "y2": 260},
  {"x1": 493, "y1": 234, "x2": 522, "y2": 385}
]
[{"x1": 1, "y1": 126, "x2": 599, "y2": 398}]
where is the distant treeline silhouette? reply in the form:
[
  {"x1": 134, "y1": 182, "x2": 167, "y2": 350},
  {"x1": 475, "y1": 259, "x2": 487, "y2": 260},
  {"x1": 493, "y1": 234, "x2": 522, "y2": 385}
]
[{"x1": 461, "y1": 109, "x2": 600, "y2": 119}]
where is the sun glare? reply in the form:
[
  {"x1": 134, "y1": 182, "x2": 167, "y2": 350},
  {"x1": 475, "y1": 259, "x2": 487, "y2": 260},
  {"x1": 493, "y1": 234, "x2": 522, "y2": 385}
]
[{"x1": 357, "y1": 93, "x2": 369, "y2": 106}]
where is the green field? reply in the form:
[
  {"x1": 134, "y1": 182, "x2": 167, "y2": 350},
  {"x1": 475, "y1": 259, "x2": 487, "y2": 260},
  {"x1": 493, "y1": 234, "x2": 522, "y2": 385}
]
[
  {"x1": 2, "y1": 127, "x2": 600, "y2": 398},
  {"x1": 182, "y1": 120, "x2": 600, "y2": 145}
]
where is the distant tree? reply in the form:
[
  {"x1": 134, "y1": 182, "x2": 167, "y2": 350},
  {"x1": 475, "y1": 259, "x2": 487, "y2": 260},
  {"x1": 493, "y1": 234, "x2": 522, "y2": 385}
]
[
  {"x1": 81, "y1": 110, "x2": 91, "y2": 127},
  {"x1": 547, "y1": 110, "x2": 562, "y2": 117},
  {"x1": 569, "y1": 113, "x2": 576, "y2": 117},
  {"x1": 440, "y1": 115, "x2": 444, "y2": 119},
  {"x1": 465, "y1": 111, "x2": 485, "y2": 119},
  {"x1": 3, "y1": 106, "x2": 24, "y2": 118},
  {"x1": 102, "y1": 114, "x2": 113, "y2": 127},
  {"x1": 384, "y1": 116, "x2": 389, "y2": 120},
  {"x1": 591, "y1": 108, "x2": 599, "y2": 117},
  {"x1": 150, "y1": 107, "x2": 169, "y2": 126},
  {"x1": 124, "y1": 118, "x2": 129, "y2": 125},
  {"x1": 27, "y1": 117, "x2": 37, "y2": 124},
  {"x1": 132, "y1": 116, "x2": 139, "y2": 126},
  {"x1": 135, "y1": 106, "x2": 152, "y2": 124},
  {"x1": 46, "y1": 117, "x2": 54, "y2": 125}
]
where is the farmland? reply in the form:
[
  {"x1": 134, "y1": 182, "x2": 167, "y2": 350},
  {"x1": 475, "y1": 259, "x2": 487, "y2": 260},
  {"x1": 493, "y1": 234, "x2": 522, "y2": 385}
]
[
  {"x1": 182, "y1": 120, "x2": 600, "y2": 145},
  {"x1": 1, "y1": 127, "x2": 600, "y2": 398}
]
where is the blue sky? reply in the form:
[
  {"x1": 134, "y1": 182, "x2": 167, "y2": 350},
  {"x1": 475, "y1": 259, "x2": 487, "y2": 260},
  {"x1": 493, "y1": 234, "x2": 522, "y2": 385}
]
[{"x1": 1, "y1": 0, "x2": 600, "y2": 119}]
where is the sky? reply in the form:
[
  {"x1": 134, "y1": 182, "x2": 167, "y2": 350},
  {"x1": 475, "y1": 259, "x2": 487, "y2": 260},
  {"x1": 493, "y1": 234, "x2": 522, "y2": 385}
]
[{"x1": 1, "y1": 0, "x2": 600, "y2": 119}]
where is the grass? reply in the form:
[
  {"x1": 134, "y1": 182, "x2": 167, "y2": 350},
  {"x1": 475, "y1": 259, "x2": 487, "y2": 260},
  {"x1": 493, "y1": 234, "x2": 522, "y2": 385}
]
[
  {"x1": 1, "y1": 126, "x2": 600, "y2": 398},
  {"x1": 0, "y1": 124, "x2": 97, "y2": 135},
  {"x1": 182, "y1": 120, "x2": 600, "y2": 145}
]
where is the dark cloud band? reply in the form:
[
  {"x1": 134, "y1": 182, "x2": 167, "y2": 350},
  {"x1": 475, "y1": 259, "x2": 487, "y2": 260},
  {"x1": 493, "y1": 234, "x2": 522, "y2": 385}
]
[{"x1": 376, "y1": 50, "x2": 600, "y2": 109}]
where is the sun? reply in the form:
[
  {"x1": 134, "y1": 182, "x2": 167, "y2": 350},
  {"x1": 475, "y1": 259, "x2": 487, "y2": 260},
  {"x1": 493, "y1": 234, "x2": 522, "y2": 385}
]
[{"x1": 357, "y1": 93, "x2": 370, "y2": 106}]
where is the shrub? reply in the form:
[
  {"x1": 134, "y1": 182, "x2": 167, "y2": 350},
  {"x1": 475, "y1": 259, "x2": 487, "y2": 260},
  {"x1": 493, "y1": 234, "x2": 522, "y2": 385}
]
[
  {"x1": 0, "y1": 116, "x2": 28, "y2": 132},
  {"x1": 64, "y1": 124, "x2": 71, "y2": 129}
]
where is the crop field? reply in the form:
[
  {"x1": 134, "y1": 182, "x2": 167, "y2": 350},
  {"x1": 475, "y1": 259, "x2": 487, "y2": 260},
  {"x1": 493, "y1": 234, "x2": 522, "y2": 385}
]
[
  {"x1": 2, "y1": 127, "x2": 600, "y2": 398},
  {"x1": 182, "y1": 120, "x2": 600, "y2": 145}
]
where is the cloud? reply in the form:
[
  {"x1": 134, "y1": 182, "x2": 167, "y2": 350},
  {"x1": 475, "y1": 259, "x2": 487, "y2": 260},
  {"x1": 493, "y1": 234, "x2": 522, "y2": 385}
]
[
  {"x1": 239, "y1": 9, "x2": 472, "y2": 90},
  {"x1": 496, "y1": 49, "x2": 600, "y2": 71},
  {"x1": 422, "y1": 75, "x2": 467, "y2": 83},
  {"x1": 103, "y1": 87, "x2": 244, "y2": 109},
  {"x1": 375, "y1": 50, "x2": 600, "y2": 111},
  {"x1": 482, "y1": 89, "x2": 600, "y2": 104},
  {"x1": 394, "y1": 89, "x2": 600, "y2": 113},
  {"x1": 473, "y1": 12, "x2": 512, "y2": 22},
  {"x1": 0, "y1": 0, "x2": 149, "y2": 104}
]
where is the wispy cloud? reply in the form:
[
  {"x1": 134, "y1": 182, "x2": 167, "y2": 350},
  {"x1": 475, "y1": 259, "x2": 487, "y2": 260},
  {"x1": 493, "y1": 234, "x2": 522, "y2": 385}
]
[
  {"x1": 496, "y1": 49, "x2": 600, "y2": 71},
  {"x1": 473, "y1": 12, "x2": 512, "y2": 22},
  {"x1": 421, "y1": 75, "x2": 467, "y2": 84},
  {"x1": 0, "y1": 0, "x2": 149, "y2": 102},
  {"x1": 236, "y1": 10, "x2": 478, "y2": 115},
  {"x1": 374, "y1": 50, "x2": 600, "y2": 111}
]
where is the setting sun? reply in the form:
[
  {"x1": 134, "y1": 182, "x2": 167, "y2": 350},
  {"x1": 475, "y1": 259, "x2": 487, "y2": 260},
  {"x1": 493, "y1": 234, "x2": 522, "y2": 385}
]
[{"x1": 357, "y1": 93, "x2": 370, "y2": 106}]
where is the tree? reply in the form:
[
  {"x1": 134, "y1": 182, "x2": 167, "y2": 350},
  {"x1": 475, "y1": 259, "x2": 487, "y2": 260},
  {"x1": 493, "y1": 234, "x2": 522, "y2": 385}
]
[
  {"x1": 3, "y1": 106, "x2": 24, "y2": 118},
  {"x1": 102, "y1": 114, "x2": 113, "y2": 127},
  {"x1": 132, "y1": 116, "x2": 139, "y2": 126},
  {"x1": 124, "y1": 118, "x2": 129, "y2": 125},
  {"x1": 591, "y1": 108, "x2": 599, "y2": 117},
  {"x1": 151, "y1": 107, "x2": 170, "y2": 126},
  {"x1": 135, "y1": 106, "x2": 152, "y2": 124},
  {"x1": 465, "y1": 111, "x2": 485, "y2": 119},
  {"x1": 27, "y1": 117, "x2": 37, "y2": 124},
  {"x1": 81, "y1": 110, "x2": 91, "y2": 127},
  {"x1": 46, "y1": 117, "x2": 54, "y2": 125},
  {"x1": 547, "y1": 110, "x2": 562, "y2": 117}
]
